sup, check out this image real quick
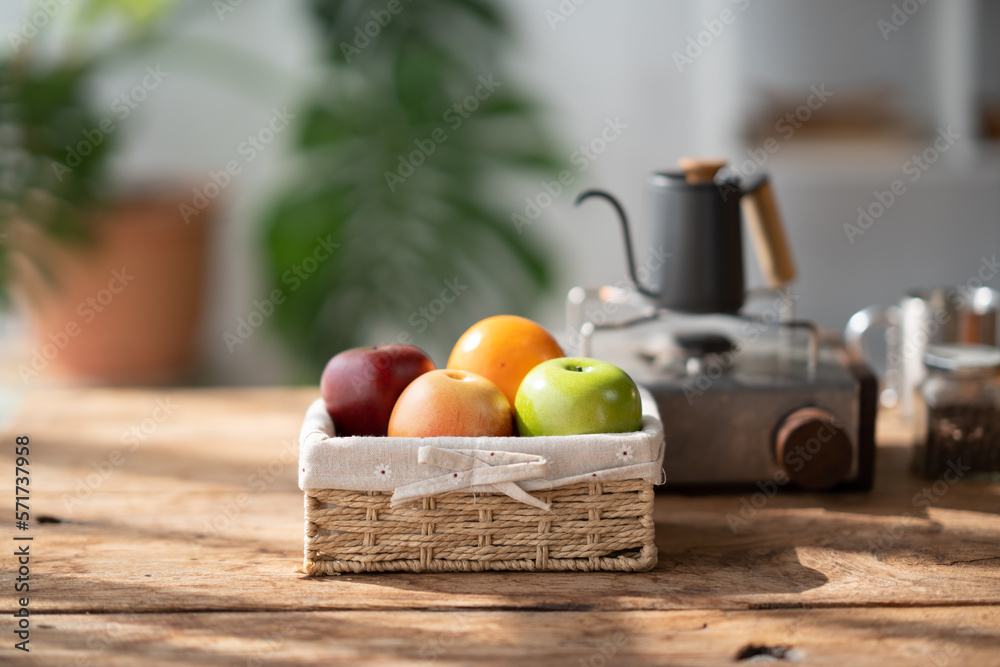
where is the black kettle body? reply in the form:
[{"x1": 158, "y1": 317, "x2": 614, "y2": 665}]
[{"x1": 576, "y1": 158, "x2": 795, "y2": 315}]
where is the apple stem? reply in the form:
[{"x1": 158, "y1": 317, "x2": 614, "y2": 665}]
[{"x1": 575, "y1": 366, "x2": 583, "y2": 372}]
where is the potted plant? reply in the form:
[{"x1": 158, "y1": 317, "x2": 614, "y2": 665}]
[
  {"x1": 260, "y1": 0, "x2": 565, "y2": 377},
  {"x1": 1, "y1": 0, "x2": 212, "y2": 385}
]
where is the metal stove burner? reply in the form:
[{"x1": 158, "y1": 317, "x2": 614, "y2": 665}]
[
  {"x1": 566, "y1": 285, "x2": 819, "y2": 375},
  {"x1": 636, "y1": 332, "x2": 737, "y2": 376},
  {"x1": 672, "y1": 333, "x2": 736, "y2": 376},
  {"x1": 672, "y1": 332, "x2": 735, "y2": 356},
  {"x1": 564, "y1": 284, "x2": 876, "y2": 492}
]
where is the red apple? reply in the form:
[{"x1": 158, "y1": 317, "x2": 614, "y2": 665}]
[
  {"x1": 321, "y1": 345, "x2": 435, "y2": 436},
  {"x1": 388, "y1": 369, "x2": 513, "y2": 438}
]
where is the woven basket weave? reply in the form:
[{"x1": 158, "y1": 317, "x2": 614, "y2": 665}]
[{"x1": 304, "y1": 478, "x2": 656, "y2": 574}]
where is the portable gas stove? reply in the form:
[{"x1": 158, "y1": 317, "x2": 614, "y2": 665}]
[
  {"x1": 565, "y1": 286, "x2": 876, "y2": 492},
  {"x1": 567, "y1": 158, "x2": 876, "y2": 492}
]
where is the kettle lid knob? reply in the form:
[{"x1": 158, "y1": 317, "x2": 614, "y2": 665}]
[{"x1": 677, "y1": 157, "x2": 727, "y2": 184}]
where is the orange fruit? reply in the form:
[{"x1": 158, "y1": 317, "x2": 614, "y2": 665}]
[{"x1": 447, "y1": 315, "x2": 564, "y2": 406}]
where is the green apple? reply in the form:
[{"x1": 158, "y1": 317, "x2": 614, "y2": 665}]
[{"x1": 514, "y1": 357, "x2": 643, "y2": 436}]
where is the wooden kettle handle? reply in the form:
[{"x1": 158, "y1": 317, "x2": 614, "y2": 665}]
[
  {"x1": 677, "y1": 157, "x2": 796, "y2": 290},
  {"x1": 742, "y1": 177, "x2": 796, "y2": 289}
]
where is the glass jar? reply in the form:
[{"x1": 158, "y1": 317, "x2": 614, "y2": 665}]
[{"x1": 917, "y1": 344, "x2": 1000, "y2": 477}]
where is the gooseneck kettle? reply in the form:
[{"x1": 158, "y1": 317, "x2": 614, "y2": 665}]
[{"x1": 575, "y1": 158, "x2": 796, "y2": 314}]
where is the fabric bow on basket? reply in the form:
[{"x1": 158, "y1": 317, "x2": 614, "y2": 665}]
[{"x1": 390, "y1": 447, "x2": 552, "y2": 511}]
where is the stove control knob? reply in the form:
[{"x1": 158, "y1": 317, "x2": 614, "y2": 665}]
[{"x1": 774, "y1": 407, "x2": 853, "y2": 491}]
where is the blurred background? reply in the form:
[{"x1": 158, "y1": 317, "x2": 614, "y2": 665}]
[{"x1": 0, "y1": 0, "x2": 997, "y2": 393}]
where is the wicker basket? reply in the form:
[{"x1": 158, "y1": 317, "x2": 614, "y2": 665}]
[
  {"x1": 304, "y1": 478, "x2": 656, "y2": 574},
  {"x1": 298, "y1": 397, "x2": 663, "y2": 574}
]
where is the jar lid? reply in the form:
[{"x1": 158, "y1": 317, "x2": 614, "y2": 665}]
[{"x1": 924, "y1": 344, "x2": 1000, "y2": 375}]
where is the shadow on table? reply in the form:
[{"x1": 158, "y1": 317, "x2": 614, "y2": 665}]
[
  {"x1": 5, "y1": 388, "x2": 309, "y2": 493},
  {"x1": 658, "y1": 443, "x2": 1000, "y2": 523},
  {"x1": 305, "y1": 517, "x2": 829, "y2": 608},
  {"x1": 33, "y1": 604, "x2": 701, "y2": 667},
  {"x1": 655, "y1": 466, "x2": 1000, "y2": 572}
]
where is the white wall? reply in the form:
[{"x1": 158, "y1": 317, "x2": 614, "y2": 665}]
[
  {"x1": 508, "y1": 0, "x2": 1000, "y2": 341},
  {"x1": 5, "y1": 0, "x2": 998, "y2": 383}
]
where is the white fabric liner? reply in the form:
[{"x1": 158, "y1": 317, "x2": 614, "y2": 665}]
[{"x1": 298, "y1": 388, "x2": 665, "y2": 510}]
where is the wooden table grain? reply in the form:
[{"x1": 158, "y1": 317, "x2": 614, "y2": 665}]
[{"x1": 3, "y1": 387, "x2": 1000, "y2": 666}]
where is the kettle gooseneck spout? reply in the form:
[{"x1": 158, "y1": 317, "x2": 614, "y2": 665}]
[{"x1": 574, "y1": 189, "x2": 661, "y2": 300}]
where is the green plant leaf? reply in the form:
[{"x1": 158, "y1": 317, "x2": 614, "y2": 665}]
[{"x1": 261, "y1": 0, "x2": 566, "y2": 377}]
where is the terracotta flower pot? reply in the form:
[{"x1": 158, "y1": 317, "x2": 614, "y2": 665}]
[{"x1": 12, "y1": 191, "x2": 211, "y2": 385}]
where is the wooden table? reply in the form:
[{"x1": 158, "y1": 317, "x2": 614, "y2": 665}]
[{"x1": 3, "y1": 387, "x2": 1000, "y2": 666}]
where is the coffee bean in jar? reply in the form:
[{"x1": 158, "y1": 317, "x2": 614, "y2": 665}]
[{"x1": 918, "y1": 344, "x2": 1000, "y2": 477}]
